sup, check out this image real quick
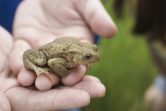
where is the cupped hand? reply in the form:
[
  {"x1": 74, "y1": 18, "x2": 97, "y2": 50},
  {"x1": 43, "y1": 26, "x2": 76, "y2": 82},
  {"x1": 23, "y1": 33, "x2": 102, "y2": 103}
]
[
  {"x1": 0, "y1": 27, "x2": 105, "y2": 111},
  {"x1": 10, "y1": 0, "x2": 117, "y2": 90}
]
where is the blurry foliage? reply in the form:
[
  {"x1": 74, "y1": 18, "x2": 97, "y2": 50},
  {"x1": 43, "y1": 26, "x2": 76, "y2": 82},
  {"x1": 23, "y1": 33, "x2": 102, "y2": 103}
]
[{"x1": 84, "y1": 0, "x2": 157, "y2": 111}]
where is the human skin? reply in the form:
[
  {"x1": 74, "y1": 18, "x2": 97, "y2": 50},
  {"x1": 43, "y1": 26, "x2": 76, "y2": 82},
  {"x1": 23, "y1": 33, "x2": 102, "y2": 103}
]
[
  {"x1": 0, "y1": 27, "x2": 106, "y2": 111},
  {"x1": 9, "y1": 0, "x2": 117, "y2": 91}
]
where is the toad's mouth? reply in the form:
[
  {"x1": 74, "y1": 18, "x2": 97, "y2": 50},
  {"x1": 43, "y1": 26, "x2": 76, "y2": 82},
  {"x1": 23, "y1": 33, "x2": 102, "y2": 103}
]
[{"x1": 77, "y1": 57, "x2": 100, "y2": 64}]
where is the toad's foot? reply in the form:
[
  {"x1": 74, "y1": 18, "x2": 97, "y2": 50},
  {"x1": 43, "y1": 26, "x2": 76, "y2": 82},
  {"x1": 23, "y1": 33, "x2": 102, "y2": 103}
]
[{"x1": 34, "y1": 67, "x2": 55, "y2": 82}]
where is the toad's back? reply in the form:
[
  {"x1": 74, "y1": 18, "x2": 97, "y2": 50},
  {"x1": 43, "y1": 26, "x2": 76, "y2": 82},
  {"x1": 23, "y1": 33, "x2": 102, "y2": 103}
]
[{"x1": 39, "y1": 37, "x2": 80, "y2": 59}]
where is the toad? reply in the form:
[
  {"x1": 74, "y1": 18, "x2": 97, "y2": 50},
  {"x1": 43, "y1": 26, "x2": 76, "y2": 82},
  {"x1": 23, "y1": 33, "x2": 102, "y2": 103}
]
[{"x1": 23, "y1": 37, "x2": 99, "y2": 77}]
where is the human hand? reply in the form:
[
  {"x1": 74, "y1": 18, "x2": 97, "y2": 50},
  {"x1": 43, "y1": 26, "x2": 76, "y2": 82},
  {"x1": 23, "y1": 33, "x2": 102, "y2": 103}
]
[
  {"x1": 0, "y1": 27, "x2": 105, "y2": 111},
  {"x1": 10, "y1": 0, "x2": 117, "y2": 90}
]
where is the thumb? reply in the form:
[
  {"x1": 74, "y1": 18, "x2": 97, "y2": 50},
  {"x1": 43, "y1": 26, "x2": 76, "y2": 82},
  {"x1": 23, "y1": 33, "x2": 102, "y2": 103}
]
[
  {"x1": 0, "y1": 92, "x2": 11, "y2": 111},
  {"x1": 74, "y1": 0, "x2": 117, "y2": 37},
  {"x1": 6, "y1": 87, "x2": 90, "y2": 111}
]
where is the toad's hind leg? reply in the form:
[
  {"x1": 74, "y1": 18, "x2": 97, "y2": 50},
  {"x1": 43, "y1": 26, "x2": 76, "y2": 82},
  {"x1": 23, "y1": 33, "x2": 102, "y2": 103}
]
[
  {"x1": 23, "y1": 49, "x2": 49, "y2": 75},
  {"x1": 48, "y1": 58, "x2": 69, "y2": 77}
]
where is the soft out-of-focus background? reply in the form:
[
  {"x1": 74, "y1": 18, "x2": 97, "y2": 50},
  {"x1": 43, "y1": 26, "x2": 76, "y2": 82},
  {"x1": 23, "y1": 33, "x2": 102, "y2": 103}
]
[{"x1": 84, "y1": 0, "x2": 158, "y2": 111}]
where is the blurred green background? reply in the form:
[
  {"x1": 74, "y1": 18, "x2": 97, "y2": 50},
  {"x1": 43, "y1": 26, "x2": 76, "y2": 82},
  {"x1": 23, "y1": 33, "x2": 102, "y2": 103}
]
[{"x1": 84, "y1": 0, "x2": 158, "y2": 111}]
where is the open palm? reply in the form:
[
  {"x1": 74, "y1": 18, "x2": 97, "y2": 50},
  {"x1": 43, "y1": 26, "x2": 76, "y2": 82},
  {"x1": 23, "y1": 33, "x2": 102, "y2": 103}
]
[{"x1": 0, "y1": 27, "x2": 105, "y2": 111}]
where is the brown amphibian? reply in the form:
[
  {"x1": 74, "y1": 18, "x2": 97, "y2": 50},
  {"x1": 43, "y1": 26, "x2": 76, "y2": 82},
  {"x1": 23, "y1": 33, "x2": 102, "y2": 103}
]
[{"x1": 23, "y1": 37, "x2": 99, "y2": 78}]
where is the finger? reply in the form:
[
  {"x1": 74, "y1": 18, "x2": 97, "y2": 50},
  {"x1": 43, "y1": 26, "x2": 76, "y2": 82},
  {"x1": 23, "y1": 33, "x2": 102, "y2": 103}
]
[
  {"x1": 51, "y1": 89, "x2": 90, "y2": 110},
  {"x1": 9, "y1": 39, "x2": 31, "y2": 74},
  {"x1": 18, "y1": 68, "x2": 36, "y2": 86},
  {"x1": 0, "y1": 27, "x2": 13, "y2": 74},
  {"x1": 0, "y1": 26, "x2": 13, "y2": 55},
  {"x1": 62, "y1": 65, "x2": 86, "y2": 86},
  {"x1": 35, "y1": 74, "x2": 59, "y2": 91},
  {"x1": 0, "y1": 54, "x2": 8, "y2": 73},
  {"x1": 6, "y1": 87, "x2": 90, "y2": 111},
  {"x1": 0, "y1": 92, "x2": 11, "y2": 111},
  {"x1": 73, "y1": 75, "x2": 106, "y2": 98},
  {"x1": 80, "y1": 75, "x2": 101, "y2": 82},
  {"x1": 2, "y1": 77, "x2": 19, "y2": 92},
  {"x1": 0, "y1": 66, "x2": 10, "y2": 79},
  {"x1": 74, "y1": 0, "x2": 117, "y2": 37}
]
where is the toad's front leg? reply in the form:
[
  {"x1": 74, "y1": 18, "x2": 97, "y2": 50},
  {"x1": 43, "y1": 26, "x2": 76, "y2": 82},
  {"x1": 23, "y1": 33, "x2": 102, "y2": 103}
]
[
  {"x1": 23, "y1": 49, "x2": 49, "y2": 75},
  {"x1": 48, "y1": 58, "x2": 69, "y2": 77}
]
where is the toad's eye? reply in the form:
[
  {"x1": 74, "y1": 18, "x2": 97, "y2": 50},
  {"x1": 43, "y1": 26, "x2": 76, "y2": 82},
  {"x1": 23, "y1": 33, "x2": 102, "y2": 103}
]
[
  {"x1": 91, "y1": 44, "x2": 98, "y2": 51},
  {"x1": 83, "y1": 55, "x2": 92, "y2": 60}
]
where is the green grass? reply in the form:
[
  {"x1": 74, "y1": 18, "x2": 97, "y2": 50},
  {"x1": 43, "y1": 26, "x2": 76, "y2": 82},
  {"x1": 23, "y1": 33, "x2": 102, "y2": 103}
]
[{"x1": 84, "y1": 0, "x2": 158, "y2": 111}]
